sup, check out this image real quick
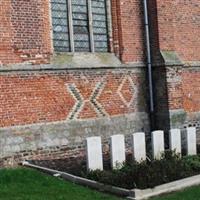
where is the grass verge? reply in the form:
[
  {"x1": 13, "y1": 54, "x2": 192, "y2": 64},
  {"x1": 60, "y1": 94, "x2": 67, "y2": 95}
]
[
  {"x1": 0, "y1": 168, "x2": 121, "y2": 200},
  {"x1": 151, "y1": 185, "x2": 200, "y2": 200}
]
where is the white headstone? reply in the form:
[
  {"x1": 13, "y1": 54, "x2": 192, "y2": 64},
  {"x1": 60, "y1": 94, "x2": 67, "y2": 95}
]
[
  {"x1": 169, "y1": 129, "x2": 182, "y2": 155},
  {"x1": 152, "y1": 130, "x2": 165, "y2": 160},
  {"x1": 86, "y1": 136, "x2": 103, "y2": 171},
  {"x1": 132, "y1": 132, "x2": 146, "y2": 162},
  {"x1": 186, "y1": 127, "x2": 197, "y2": 155},
  {"x1": 110, "y1": 134, "x2": 126, "y2": 169}
]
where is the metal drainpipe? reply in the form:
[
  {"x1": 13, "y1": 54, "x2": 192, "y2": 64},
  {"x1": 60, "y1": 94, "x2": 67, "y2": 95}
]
[{"x1": 143, "y1": 0, "x2": 155, "y2": 130}]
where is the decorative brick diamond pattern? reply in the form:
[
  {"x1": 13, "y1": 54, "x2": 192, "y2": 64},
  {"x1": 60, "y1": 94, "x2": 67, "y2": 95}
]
[
  {"x1": 0, "y1": 71, "x2": 142, "y2": 127},
  {"x1": 97, "y1": 73, "x2": 135, "y2": 116},
  {"x1": 117, "y1": 75, "x2": 135, "y2": 107}
]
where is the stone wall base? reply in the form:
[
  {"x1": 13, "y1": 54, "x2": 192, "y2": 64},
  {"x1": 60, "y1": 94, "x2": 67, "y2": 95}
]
[{"x1": 0, "y1": 112, "x2": 149, "y2": 167}]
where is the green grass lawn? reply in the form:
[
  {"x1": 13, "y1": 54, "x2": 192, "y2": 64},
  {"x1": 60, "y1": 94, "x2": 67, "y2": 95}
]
[
  {"x1": 0, "y1": 168, "x2": 121, "y2": 200},
  {"x1": 151, "y1": 185, "x2": 200, "y2": 200},
  {"x1": 0, "y1": 168, "x2": 200, "y2": 200}
]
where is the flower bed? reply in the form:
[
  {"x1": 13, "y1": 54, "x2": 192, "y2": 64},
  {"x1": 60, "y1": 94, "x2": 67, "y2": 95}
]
[
  {"x1": 85, "y1": 152, "x2": 200, "y2": 189},
  {"x1": 30, "y1": 151, "x2": 200, "y2": 190}
]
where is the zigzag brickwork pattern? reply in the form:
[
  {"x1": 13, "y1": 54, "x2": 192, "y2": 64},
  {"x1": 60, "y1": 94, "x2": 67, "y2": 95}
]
[{"x1": 0, "y1": 70, "x2": 147, "y2": 127}]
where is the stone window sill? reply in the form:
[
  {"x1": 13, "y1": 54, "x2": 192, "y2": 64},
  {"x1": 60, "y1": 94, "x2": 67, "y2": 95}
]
[
  {"x1": 0, "y1": 53, "x2": 149, "y2": 72},
  {"x1": 51, "y1": 52, "x2": 121, "y2": 69}
]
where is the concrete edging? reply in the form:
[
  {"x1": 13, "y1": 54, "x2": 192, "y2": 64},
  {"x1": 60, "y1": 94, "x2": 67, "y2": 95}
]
[
  {"x1": 128, "y1": 174, "x2": 200, "y2": 199},
  {"x1": 22, "y1": 161, "x2": 200, "y2": 200},
  {"x1": 22, "y1": 161, "x2": 130, "y2": 197}
]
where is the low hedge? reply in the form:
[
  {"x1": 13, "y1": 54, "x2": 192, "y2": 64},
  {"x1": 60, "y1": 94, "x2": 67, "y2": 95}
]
[{"x1": 84, "y1": 151, "x2": 200, "y2": 189}]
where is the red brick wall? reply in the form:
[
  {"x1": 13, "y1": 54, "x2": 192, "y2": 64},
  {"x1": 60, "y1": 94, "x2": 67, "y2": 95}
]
[
  {"x1": 174, "y1": 0, "x2": 200, "y2": 61},
  {"x1": 0, "y1": 0, "x2": 147, "y2": 65},
  {"x1": 165, "y1": 67, "x2": 183, "y2": 111},
  {"x1": 0, "y1": 0, "x2": 200, "y2": 65},
  {"x1": 0, "y1": 1, "x2": 21, "y2": 64},
  {"x1": 11, "y1": 0, "x2": 52, "y2": 64},
  {"x1": 0, "y1": 70, "x2": 147, "y2": 127},
  {"x1": 0, "y1": 0, "x2": 52, "y2": 65},
  {"x1": 0, "y1": 0, "x2": 200, "y2": 127},
  {"x1": 0, "y1": 0, "x2": 200, "y2": 166},
  {"x1": 111, "y1": 0, "x2": 145, "y2": 63},
  {"x1": 182, "y1": 70, "x2": 200, "y2": 113},
  {"x1": 153, "y1": 0, "x2": 176, "y2": 51},
  {"x1": 154, "y1": 0, "x2": 200, "y2": 61}
]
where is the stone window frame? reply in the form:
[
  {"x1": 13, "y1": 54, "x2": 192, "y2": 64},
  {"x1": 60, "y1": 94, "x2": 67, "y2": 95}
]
[{"x1": 49, "y1": 0, "x2": 113, "y2": 54}]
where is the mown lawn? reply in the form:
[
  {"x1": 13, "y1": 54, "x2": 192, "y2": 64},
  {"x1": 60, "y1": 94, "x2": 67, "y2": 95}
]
[
  {"x1": 0, "y1": 168, "x2": 121, "y2": 200},
  {"x1": 151, "y1": 185, "x2": 200, "y2": 200},
  {"x1": 0, "y1": 168, "x2": 200, "y2": 200}
]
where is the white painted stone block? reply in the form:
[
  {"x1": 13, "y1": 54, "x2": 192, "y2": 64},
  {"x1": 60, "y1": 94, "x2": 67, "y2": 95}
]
[
  {"x1": 169, "y1": 129, "x2": 182, "y2": 155},
  {"x1": 186, "y1": 127, "x2": 197, "y2": 155},
  {"x1": 110, "y1": 134, "x2": 126, "y2": 169},
  {"x1": 152, "y1": 130, "x2": 165, "y2": 160},
  {"x1": 132, "y1": 132, "x2": 146, "y2": 162},
  {"x1": 86, "y1": 136, "x2": 103, "y2": 171}
]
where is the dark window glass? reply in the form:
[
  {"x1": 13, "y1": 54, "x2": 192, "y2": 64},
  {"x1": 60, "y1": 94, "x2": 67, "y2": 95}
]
[
  {"x1": 51, "y1": 0, "x2": 70, "y2": 52},
  {"x1": 72, "y1": 0, "x2": 90, "y2": 52},
  {"x1": 92, "y1": 0, "x2": 108, "y2": 52},
  {"x1": 51, "y1": 0, "x2": 109, "y2": 52}
]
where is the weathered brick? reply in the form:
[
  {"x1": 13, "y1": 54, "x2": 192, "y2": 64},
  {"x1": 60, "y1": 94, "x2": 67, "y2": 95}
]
[{"x1": 0, "y1": 0, "x2": 200, "y2": 167}]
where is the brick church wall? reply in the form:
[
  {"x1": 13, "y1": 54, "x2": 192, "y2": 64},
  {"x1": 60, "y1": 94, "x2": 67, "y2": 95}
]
[
  {"x1": 0, "y1": 68, "x2": 149, "y2": 166},
  {"x1": 0, "y1": 70, "x2": 148, "y2": 127},
  {"x1": 0, "y1": 0, "x2": 52, "y2": 65},
  {"x1": 146, "y1": 0, "x2": 200, "y2": 139},
  {"x1": 0, "y1": 0, "x2": 200, "y2": 166}
]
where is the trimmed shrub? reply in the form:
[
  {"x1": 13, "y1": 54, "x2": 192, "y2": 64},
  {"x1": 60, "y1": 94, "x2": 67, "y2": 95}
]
[{"x1": 85, "y1": 152, "x2": 200, "y2": 189}]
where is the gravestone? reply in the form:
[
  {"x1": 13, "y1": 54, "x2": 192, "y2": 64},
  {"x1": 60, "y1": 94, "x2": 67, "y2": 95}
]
[
  {"x1": 186, "y1": 127, "x2": 197, "y2": 155},
  {"x1": 169, "y1": 129, "x2": 181, "y2": 155},
  {"x1": 132, "y1": 132, "x2": 146, "y2": 162},
  {"x1": 152, "y1": 130, "x2": 164, "y2": 160},
  {"x1": 86, "y1": 136, "x2": 103, "y2": 171},
  {"x1": 110, "y1": 134, "x2": 126, "y2": 169}
]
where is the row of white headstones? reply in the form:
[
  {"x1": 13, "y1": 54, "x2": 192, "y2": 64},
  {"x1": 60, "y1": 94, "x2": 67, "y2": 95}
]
[{"x1": 86, "y1": 127, "x2": 197, "y2": 171}]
